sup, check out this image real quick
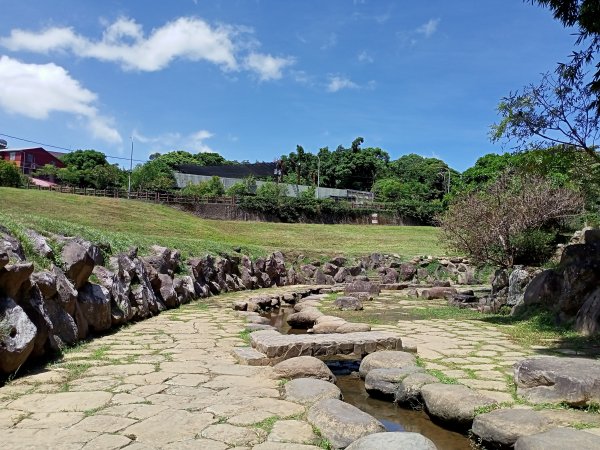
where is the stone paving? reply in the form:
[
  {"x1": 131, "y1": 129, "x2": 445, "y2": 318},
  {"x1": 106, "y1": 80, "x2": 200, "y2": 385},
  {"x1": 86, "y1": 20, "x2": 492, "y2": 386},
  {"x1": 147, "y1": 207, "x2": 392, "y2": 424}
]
[{"x1": 0, "y1": 290, "x2": 323, "y2": 450}]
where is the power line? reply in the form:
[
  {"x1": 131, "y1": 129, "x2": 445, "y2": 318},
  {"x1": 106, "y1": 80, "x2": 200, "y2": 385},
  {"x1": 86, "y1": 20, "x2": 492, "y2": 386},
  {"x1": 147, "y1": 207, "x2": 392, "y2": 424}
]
[{"x1": 0, "y1": 132, "x2": 148, "y2": 163}]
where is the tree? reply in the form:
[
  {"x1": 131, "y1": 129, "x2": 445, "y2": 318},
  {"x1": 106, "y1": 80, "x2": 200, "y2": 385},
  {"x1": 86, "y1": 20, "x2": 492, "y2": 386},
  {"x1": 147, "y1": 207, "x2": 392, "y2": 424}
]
[
  {"x1": 440, "y1": 171, "x2": 584, "y2": 267},
  {"x1": 130, "y1": 159, "x2": 175, "y2": 191},
  {"x1": 491, "y1": 69, "x2": 600, "y2": 163},
  {"x1": 61, "y1": 150, "x2": 109, "y2": 170},
  {"x1": 531, "y1": 0, "x2": 600, "y2": 112},
  {"x1": 0, "y1": 160, "x2": 22, "y2": 187},
  {"x1": 181, "y1": 176, "x2": 224, "y2": 197}
]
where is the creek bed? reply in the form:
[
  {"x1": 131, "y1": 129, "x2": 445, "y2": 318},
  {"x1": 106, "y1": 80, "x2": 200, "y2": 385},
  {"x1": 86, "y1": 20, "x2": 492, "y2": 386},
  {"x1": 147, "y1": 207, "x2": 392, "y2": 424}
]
[{"x1": 264, "y1": 307, "x2": 473, "y2": 450}]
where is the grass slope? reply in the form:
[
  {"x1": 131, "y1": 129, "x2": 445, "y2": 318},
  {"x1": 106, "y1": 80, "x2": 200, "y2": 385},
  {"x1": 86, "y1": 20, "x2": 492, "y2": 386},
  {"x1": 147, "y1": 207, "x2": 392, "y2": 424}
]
[{"x1": 0, "y1": 187, "x2": 445, "y2": 258}]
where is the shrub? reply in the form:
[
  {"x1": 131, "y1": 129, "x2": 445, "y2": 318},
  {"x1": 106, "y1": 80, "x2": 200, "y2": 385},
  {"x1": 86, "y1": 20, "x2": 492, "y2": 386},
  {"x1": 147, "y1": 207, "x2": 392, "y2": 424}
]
[
  {"x1": 0, "y1": 160, "x2": 22, "y2": 187},
  {"x1": 511, "y1": 229, "x2": 557, "y2": 266},
  {"x1": 440, "y1": 171, "x2": 584, "y2": 267},
  {"x1": 181, "y1": 176, "x2": 224, "y2": 197}
]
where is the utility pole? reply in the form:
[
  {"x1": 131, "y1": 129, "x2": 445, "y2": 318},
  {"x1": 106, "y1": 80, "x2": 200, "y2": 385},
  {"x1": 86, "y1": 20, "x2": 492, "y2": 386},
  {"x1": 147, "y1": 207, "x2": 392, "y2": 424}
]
[
  {"x1": 316, "y1": 154, "x2": 321, "y2": 199},
  {"x1": 128, "y1": 136, "x2": 133, "y2": 197}
]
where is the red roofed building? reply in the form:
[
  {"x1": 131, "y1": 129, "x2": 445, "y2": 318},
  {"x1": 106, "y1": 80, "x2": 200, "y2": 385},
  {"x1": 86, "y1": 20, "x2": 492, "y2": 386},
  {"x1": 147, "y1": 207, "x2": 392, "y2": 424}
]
[{"x1": 0, "y1": 147, "x2": 65, "y2": 174}]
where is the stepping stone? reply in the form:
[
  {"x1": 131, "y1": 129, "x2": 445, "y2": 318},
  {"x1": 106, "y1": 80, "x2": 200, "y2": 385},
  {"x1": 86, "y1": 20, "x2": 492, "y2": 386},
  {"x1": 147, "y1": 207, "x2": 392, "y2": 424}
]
[
  {"x1": 514, "y1": 427, "x2": 600, "y2": 450},
  {"x1": 364, "y1": 367, "x2": 424, "y2": 401},
  {"x1": 514, "y1": 357, "x2": 600, "y2": 407},
  {"x1": 267, "y1": 419, "x2": 317, "y2": 444},
  {"x1": 472, "y1": 408, "x2": 555, "y2": 446},
  {"x1": 250, "y1": 330, "x2": 402, "y2": 363},
  {"x1": 346, "y1": 432, "x2": 437, "y2": 450},
  {"x1": 421, "y1": 383, "x2": 497, "y2": 429},
  {"x1": 273, "y1": 356, "x2": 336, "y2": 382},
  {"x1": 232, "y1": 347, "x2": 269, "y2": 366},
  {"x1": 358, "y1": 350, "x2": 416, "y2": 378},
  {"x1": 284, "y1": 378, "x2": 342, "y2": 405},
  {"x1": 395, "y1": 372, "x2": 439, "y2": 405},
  {"x1": 307, "y1": 399, "x2": 384, "y2": 449}
]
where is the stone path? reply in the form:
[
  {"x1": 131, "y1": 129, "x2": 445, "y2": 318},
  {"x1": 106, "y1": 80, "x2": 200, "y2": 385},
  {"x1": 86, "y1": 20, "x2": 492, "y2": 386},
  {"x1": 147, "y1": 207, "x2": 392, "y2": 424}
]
[
  {"x1": 0, "y1": 290, "x2": 323, "y2": 450},
  {"x1": 358, "y1": 293, "x2": 533, "y2": 404}
]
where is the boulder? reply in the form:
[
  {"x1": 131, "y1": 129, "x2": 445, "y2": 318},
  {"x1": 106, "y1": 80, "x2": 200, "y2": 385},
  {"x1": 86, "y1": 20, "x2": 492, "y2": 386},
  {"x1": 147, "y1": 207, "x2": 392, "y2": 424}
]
[
  {"x1": 472, "y1": 408, "x2": 556, "y2": 447},
  {"x1": 25, "y1": 230, "x2": 54, "y2": 259},
  {"x1": 345, "y1": 281, "x2": 380, "y2": 298},
  {"x1": 0, "y1": 297, "x2": 37, "y2": 373},
  {"x1": 0, "y1": 226, "x2": 26, "y2": 261},
  {"x1": 333, "y1": 296, "x2": 363, "y2": 311},
  {"x1": 145, "y1": 245, "x2": 181, "y2": 275},
  {"x1": 359, "y1": 351, "x2": 417, "y2": 379},
  {"x1": 421, "y1": 287, "x2": 457, "y2": 300},
  {"x1": 287, "y1": 307, "x2": 323, "y2": 329},
  {"x1": 346, "y1": 432, "x2": 437, "y2": 450},
  {"x1": 0, "y1": 262, "x2": 34, "y2": 299},
  {"x1": 330, "y1": 256, "x2": 347, "y2": 267},
  {"x1": 395, "y1": 372, "x2": 439, "y2": 406},
  {"x1": 420, "y1": 383, "x2": 497, "y2": 429},
  {"x1": 333, "y1": 267, "x2": 351, "y2": 284},
  {"x1": 284, "y1": 378, "x2": 343, "y2": 405},
  {"x1": 507, "y1": 268, "x2": 533, "y2": 307},
  {"x1": 322, "y1": 263, "x2": 339, "y2": 276},
  {"x1": 174, "y1": 275, "x2": 195, "y2": 304},
  {"x1": 364, "y1": 367, "x2": 424, "y2": 401},
  {"x1": 513, "y1": 357, "x2": 600, "y2": 406},
  {"x1": 307, "y1": 399, "x2": 385, "y2": 449},
  {"x1": 62, "y1": 241, "x2": 95, "y2": 289},
  {"x1": 399, "y1": 263, "x2": 417, "y2": 281},
  {"x1": 380, "y1": 268, "x2": 398, "y2": 284},
  {"x1": 77, "y1": 282, "x2": 112, "y2": 332},
  {"x1": 45, "y1": 298, "x2": 79, "y2": 350},
  {"x1": 18, "y1": 285, "x2": 52, "y2": 357},
  {"x1": 492, "y1": 269, "x2": 509, "y2": 295},
  {"x1": 273, "y1": 356, "x2": 336, "y2": 382},
  {"x1": 575, "y1": 287, "x2": 600, "y2": 336},
  {"x1": 31, "y1": 271, "x2": 57, "y2": 299},
  {"x1": 514, "y1": 427, "x2": 600, "y2": 450}
]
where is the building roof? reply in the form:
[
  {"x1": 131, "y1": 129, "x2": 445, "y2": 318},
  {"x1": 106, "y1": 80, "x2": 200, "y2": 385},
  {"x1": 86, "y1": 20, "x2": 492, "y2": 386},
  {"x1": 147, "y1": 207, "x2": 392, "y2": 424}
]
[
  {"x1": 174, "y1": 162, "x2": 277, "y2": 178},
  {"x1": 0, "y1": 147, "x2": 46, "y2": 152}
]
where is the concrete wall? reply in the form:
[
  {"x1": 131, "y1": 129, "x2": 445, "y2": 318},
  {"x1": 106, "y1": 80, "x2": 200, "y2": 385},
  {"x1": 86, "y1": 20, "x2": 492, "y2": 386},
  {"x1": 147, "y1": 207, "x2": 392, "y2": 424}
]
[{"x1": 173, "y1": 172, "x2": 374, "y2": 202}]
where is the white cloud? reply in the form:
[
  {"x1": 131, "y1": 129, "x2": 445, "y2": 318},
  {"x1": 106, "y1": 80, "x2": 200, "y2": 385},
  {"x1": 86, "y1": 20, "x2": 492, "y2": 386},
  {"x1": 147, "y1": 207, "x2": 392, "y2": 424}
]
[
  {"x1": 357, "y1": 50, "x2": 373, "y2": 63},
  {"x1": 244, "y1": 52, "x2": 295, "y2": 81},
  {"x1": 0, "y1": 56, "x2": 121, "y2": 144},
  {"x1": 417, "y1": 18, "x2": 440, "y2": 38},
  {"x1": 327, "y1": 75, "x2": 359, "y2": 93},
  {"x1": 1, "y1": 16, "x2": 294, "y2": 80},
  {"x1": 133, "y1": 129, "x2": 217, "y2": 154},
  {"x1": 321, "y1": 33, "x2": 338, "y2": 50}
]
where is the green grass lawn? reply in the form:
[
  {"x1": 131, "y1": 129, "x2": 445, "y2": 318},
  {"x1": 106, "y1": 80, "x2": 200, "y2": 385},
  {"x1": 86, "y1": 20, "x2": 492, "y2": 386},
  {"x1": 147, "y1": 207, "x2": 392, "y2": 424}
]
[{"x1": 0, "y1": 187, "x2": 446, "y2": 259}]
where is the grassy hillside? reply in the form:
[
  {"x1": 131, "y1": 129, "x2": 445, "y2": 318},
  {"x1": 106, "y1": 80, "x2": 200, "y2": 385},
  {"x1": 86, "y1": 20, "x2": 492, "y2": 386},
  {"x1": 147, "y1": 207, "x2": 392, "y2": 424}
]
[{"x1": 0, "y1": 188, "x2": 446, "y2": 259}]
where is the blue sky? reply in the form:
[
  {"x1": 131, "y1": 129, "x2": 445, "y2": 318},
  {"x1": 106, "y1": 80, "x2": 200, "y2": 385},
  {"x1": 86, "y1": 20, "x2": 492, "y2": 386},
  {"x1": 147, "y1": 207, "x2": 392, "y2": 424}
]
[{"x1": 0, "y1": 0, "x2": 577, "y2": 171}]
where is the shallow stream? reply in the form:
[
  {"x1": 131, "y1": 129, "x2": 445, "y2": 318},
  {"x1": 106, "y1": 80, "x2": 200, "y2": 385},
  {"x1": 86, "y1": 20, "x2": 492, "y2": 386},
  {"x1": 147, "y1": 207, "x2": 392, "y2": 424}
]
[{"x1": 264, "y1": 307, "x2": 473, "y2": 450}]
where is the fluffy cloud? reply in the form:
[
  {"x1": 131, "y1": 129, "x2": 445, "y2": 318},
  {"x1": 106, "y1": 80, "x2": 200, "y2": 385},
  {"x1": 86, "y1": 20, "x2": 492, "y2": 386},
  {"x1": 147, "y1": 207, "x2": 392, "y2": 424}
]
[
  {"x1": 326, "y1": 75, "x2": 359, "y2": 93},
  {"x1": 0, "y1": 56, "x2": 121, "y2": 144},
  {"x1": 133, "y1": 129, "x2": 217, "y2": 154},
  {"x1": 417, "y1": 18, "x2": 440, "y2": 38},
  {"x1": 244, "y1": 52, "x2": 295, "y2": 81},
  {"x1": 1, "y1": 16, "x2": 294, "y2": 79}
]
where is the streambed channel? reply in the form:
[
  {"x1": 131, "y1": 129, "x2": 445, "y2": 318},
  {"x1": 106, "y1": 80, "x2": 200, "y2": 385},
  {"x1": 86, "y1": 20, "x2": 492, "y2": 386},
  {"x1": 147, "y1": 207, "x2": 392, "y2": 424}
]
[{"x1": 263, "y1": 307, "x2": 473, "y2": 450}]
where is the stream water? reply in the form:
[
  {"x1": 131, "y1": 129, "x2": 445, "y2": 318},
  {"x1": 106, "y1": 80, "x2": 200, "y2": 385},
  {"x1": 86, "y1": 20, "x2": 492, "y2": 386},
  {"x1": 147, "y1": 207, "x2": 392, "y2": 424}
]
[{"x1": 264, "y1": 306, "x2": 473, "y2": 450}]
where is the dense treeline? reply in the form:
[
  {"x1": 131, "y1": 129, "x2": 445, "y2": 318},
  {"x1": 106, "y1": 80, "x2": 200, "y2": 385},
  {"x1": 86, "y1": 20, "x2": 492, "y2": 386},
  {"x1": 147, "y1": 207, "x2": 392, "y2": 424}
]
[{"x1": 6, "y1": 137, "x2": 596, "y2": 227}]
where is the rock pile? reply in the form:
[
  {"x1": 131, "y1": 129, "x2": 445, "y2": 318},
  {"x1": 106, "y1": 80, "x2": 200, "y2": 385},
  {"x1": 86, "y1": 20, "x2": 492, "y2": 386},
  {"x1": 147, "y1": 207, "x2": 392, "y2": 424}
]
[{"x1": 0, "y1": 228, "x2": 354, "y2": 375}]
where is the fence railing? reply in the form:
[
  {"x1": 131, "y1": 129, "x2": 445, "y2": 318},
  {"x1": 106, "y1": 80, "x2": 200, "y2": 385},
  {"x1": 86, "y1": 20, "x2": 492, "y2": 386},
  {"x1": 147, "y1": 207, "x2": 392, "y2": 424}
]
[{"x1": 23, "y1": 182, "x2": 388, "y2": 210}]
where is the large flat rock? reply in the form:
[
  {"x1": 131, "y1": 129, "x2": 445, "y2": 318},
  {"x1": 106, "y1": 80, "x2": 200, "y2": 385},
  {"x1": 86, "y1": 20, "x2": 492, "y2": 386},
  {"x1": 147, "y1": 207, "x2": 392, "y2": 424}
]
[
  {"x1": 514, "y1": 357, "x2": 600, "y2": 407},
  {"x1": 250, "y1": 330, "x2": 402, "y2": 362},
  {"x1": 514, "y1": 427, "x2": 600, "y2": 450}
]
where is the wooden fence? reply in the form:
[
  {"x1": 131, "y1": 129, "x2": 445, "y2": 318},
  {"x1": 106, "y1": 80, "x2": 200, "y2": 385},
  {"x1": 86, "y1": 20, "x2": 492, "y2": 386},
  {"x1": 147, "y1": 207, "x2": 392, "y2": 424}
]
[{"x1": 23, "y1": 183, "x2": 387, "y2": 210}]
